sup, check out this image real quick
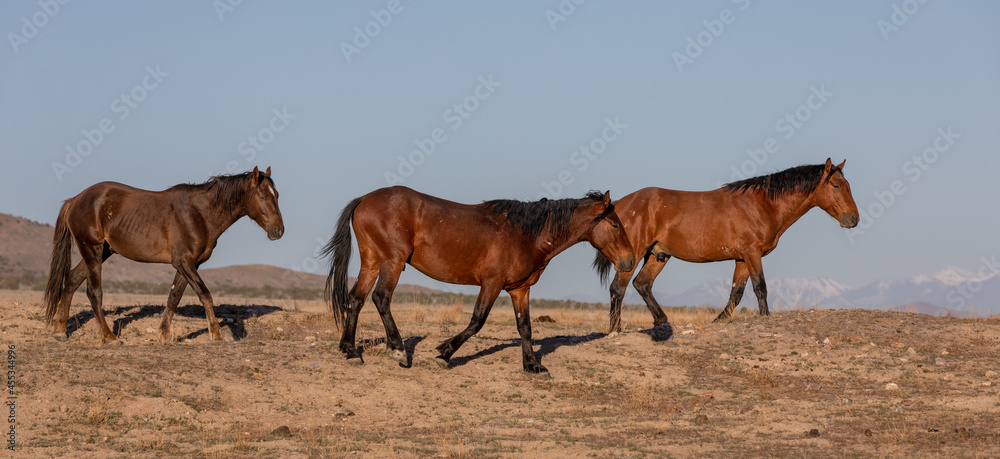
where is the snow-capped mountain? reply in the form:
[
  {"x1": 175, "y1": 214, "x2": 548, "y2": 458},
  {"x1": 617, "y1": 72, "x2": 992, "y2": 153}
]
[
  {"x1": 822, "y1": 267, "x2": 999, "y2": 315},
  {"x1": 649, "y1": 277, "x2": 851, "y2": 309},
  {"x1": 616, "y1": 267, "x2": 999, "y2": 317}
]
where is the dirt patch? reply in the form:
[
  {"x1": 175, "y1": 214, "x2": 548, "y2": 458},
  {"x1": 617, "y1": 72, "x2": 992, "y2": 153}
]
[{"x1": 2, "y1": 290, "x2": 999, "y2": 457}]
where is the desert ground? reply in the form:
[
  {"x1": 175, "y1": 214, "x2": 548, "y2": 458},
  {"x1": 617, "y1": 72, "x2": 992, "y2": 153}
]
[{"x1": 2, "y1": 289, "x2": 999, "y2": 458}]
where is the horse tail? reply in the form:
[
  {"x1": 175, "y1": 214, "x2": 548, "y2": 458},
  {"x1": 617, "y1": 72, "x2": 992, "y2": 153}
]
[
  {"x1": 43, "y1": 201, "x2": 74, "y2": 325},
  {"x1": 592, "y1": 250, "x2": 613, "y2": 287},
  {"x1": 321, "y1": 197, "x2": 362, "y2": 329}
]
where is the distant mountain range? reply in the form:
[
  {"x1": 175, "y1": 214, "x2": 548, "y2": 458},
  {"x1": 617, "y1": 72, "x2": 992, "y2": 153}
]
[{"x1": 605, "y1": 266, "x2": 995, "y2": 317}]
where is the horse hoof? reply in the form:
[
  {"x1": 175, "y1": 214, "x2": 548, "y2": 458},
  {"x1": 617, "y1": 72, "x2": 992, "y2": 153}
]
[
  {"x1": 524, "y1": 364, "x2": 549, "y2": 374},
  {"x1": 433, "y1": 357, "x2": 450, "y2": 369},
  {"x1": 347, "y1": 357, "x2": 364, "y2": 366},
  {"x1": 52, "y1": 334, "x2": 68, "y2": 342},
  {"x1": 391, "y1": 349, "x2": 407, "y2": 365}
]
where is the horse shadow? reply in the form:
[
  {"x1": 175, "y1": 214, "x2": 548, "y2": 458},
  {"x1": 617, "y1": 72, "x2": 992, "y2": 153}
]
[
  {"x1": 445, "y1": 323, "x2": 673, "y2": 369},
  {"x1": 354, "y1": 335, "x2": 427, "y2": 368},
  {"x1": 66, "y1": 303, "x2": 283, "y2": 342}
]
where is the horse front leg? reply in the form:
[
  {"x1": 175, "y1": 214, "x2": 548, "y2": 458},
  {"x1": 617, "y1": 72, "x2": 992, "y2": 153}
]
[
  {"x1": 608, "y1": 268, "x2": 633, "y2": 333},
  {"x1": 80, "y1": 246, "x2": 117, "y2": 344},
  {"x1": 714, "y1": 260, "x2": 750, "y2": 322},
  {"x1": 158, "y1": 271, "x2": 188, "y2": 342},
  {"x1": 509, "y1": 287, "x2": 546, "y2": 373},
  {"x1": 749, "y1": 258, "x2": 769, "y2": 316},
  {"x1": 174, "y1": 259, "x2": 222, "y2": 342},
  {"x1": 434, "y1": 282, "x2": 502, "y2": 368},
  {"x1": 631, "y1": 253, "x2": 670, "y2": 328}
]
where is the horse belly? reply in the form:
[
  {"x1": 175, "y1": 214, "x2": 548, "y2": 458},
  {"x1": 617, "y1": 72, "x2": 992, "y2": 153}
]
[
  {"x1": 106, "y1": 234, "x2": 172, "y2": 263},
  {"x1": 103, "y1": 217, "x2": 173, "y2": 264},
  {"x1": 408, "y1": 248, "x2": 483, "y2": 286},
  {"x1": 659, "y1": 228, "x2": 741, "y2": 263}
]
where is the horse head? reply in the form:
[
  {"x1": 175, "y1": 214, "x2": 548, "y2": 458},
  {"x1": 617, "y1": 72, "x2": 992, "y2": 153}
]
[
  {"x1": 582, "y1": 191, "x2": 636, "y2": 273},
  {"x1": 247, "y1": 166, "x2": 285, "y2": 240},
  {"x1": 813, "y1": 158, "x2": 860, "y2": 228}
]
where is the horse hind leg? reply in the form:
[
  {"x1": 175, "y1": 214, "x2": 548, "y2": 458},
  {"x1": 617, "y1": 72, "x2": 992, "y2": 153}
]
[
  {"x1": 370, "y1": 262, "x2": 408, "y2": 366},
  {"x1": 339, "y1": 250, "x2": 379, "y2": 364},
  {"x1": 52, "y1": 261, "x2": 89, "y2": 341}
]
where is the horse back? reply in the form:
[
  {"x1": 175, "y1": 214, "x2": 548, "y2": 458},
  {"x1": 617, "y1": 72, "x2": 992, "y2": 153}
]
[
  {"x1": 615, "y1": 187, "x2": 763, "y2": 261},
  {"x1": 63, "y1": 181, "x2": 200, "y2": 263},
  {"x1": 352, "y1": 186, "x2": 534, "y2": 284}
]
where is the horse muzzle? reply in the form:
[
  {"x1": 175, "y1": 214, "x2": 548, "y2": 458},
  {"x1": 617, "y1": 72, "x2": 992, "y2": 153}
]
[
  {"x1": 267, "y1": 225, "x2": 284, "y2": 240},
  {"x1": 615, "y1": 255, "x2": 636, "y2": 273},
  {"x1": 840, "y1": 213, "x2": 859, "y2": 229}
]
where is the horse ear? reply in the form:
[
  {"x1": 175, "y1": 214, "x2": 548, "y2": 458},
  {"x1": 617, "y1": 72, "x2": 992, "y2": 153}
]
[
  {"x1": 836, "y1": 160, "x2": 846, "y2": 170},
  {"x1": 265, "y1": 166, "x2": 271, "y2": 177},
  {"x1": 251, "y1": 166, "x2": 260, "y2": 185},
  {"x1": 824, "y1": 158, "x2": 833, "y2": 173},
  {"x1": 602, "y1": 190, "x2": 611, "y2": 206}
]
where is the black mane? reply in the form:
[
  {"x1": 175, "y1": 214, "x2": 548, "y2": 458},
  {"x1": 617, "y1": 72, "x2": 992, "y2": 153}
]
[
  {"x1": 200, "y1": 171, "x2": 272, "y2": 214},
  {"x1": 484, "y1": 191, "x2": 606, "y2": 240},
  {"x1": 724, "y1": 164, "x2": 836, "y2": 200}
]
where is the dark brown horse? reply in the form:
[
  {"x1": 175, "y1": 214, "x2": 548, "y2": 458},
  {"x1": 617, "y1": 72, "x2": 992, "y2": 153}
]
[
  {"x1": 42, "y1": 167, "x2": 284, "y2": 343},
  {"x1": 595, "y1": 159, "x2": 859, "y2": 331},
  {"x1": 323, "y1": 186, "x2": 635, "y2": 373}
]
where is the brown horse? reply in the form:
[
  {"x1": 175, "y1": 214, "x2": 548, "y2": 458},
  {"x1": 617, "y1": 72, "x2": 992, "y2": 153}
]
[
  {"x1": 594, "y1": 159, "x2": 859, "y2": 331},
  {"x1": 42, "y1": 167, "x2": 284, "y2": 343},
  {"x1": 323, "y1": 186, "x2": 635, "y2": 373}
]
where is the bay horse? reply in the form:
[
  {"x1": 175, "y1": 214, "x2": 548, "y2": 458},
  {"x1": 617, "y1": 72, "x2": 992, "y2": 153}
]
[
  {"x1": 594, "y1": 159, "x2": 859, "y2": 331},
  {"x1": 42, "y1": 166, "x2": 284, "y2": 343},
  {"x1": 323, "y1": 186, "x2": 635, "y2": 373}
]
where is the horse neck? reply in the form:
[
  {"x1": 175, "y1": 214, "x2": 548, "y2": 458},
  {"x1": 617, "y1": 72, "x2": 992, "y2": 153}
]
[
  {"x1": 199, "y1": 185, "x2": 250, "y2": 239},
  {"x1": 763, "y1": 191, "x2": 817, "y2": 239},
  {"x1": 532, "y1": 210, "x2": 590, "y2": 263}
]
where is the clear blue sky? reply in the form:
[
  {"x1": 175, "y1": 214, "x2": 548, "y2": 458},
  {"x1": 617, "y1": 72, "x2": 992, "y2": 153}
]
[{"x1": 1, "y1": 1, "x2": 998, "y2": 301}]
